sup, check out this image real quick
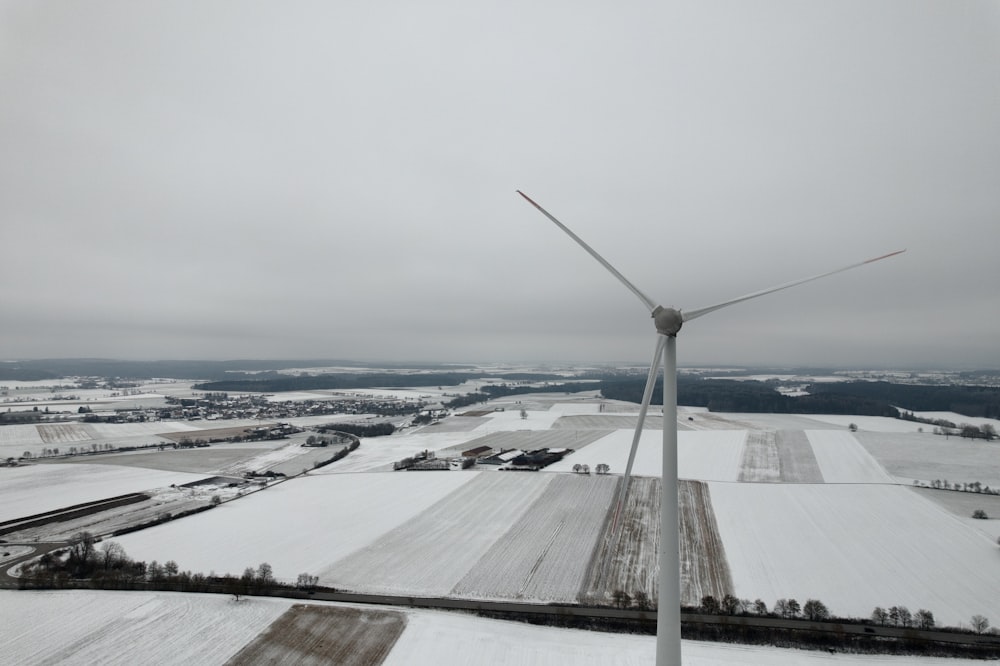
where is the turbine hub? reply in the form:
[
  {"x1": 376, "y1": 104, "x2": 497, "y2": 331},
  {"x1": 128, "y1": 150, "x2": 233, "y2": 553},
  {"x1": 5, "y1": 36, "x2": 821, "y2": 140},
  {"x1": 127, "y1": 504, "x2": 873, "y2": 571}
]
[{"x1": 652, "y1": 306, "x2": 683, "y2": 337}]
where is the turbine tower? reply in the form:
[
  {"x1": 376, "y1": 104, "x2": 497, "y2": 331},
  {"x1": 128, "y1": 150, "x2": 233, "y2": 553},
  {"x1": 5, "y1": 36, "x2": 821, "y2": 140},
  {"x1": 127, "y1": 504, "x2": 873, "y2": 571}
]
[{"x1": 517, "y1": 190, "x2": 904, "y2": 666}]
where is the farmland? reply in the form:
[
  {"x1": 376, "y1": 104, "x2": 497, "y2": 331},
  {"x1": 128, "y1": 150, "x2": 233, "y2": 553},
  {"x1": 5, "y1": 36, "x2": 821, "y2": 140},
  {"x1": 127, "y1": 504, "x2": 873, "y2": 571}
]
[
  {"x1": 5, "y1": 378, "x2": 1000, "y2": 662},
  {"x1": 546, "y1": 429, "x2": 747, "y2": 481},
  {"x1": 1, "y1": 590, "x2": 288, "y2": 665},
  {"x1": 0, "y1": 464, "x2": 207, "y2": 524},
  {"x1": 224, "y1": 605, "x2": 405, "y2": 666},
  {"x1": 710, "y1": 482, "x2": 998, "y2": 627},
  {"x1": 855, "y1": 430, "x2": 1000, "y2": 487},
  {"x1": 116, "y1": 472, "x2": 478, "y2": 582},
  {"x1": 581, "y1": 478, "x2": 733, "y2": 607},
  {"x1": 2, "y1": 590, "x2": 992, "y2": 666},
  {"x1": 320, "y1": 472, "x2": 554, "y2": 595},
  {"x1": 451, "y1": 474, "x2": 618, "y2": 602}
]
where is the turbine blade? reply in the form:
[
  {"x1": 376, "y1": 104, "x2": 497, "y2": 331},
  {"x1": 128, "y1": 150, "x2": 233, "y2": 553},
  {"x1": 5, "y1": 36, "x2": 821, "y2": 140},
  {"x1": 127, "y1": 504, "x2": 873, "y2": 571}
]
[
  {"x1": 682, "y1": 249, "x2": 906, "y2": 322},
  {"x1": 611, "y1": 335, "x2": 666, "y2": 532},
  {"x1": 517, "y1": 190, "x2": 659, "y2": 313}
]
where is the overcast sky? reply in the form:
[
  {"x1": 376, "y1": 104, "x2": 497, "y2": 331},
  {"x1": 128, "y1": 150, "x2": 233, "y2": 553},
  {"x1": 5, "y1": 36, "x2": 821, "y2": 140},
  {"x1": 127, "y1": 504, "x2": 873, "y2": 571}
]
[{"x1": 2, "y1": 1, "x2": 998, "y2": 369}]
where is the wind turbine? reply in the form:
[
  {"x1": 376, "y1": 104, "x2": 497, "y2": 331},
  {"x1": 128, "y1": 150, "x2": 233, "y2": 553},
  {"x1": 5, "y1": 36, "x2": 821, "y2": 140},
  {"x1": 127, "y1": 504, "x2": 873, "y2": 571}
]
[{"x1": 517, "y1": 190, "x2": 904, "y2": 666}]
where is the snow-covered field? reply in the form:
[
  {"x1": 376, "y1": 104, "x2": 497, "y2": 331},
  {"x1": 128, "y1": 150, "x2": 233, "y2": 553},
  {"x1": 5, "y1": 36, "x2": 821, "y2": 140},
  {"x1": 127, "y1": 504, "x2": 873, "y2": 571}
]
[
  {"x1": 6, "y1": 389, "x2": 1000, "y2": 655},
  {"x1": 0, "y1": 464, "x2": 207, "y2": 523},
  {"x1": 801, "y1": 414, "x2": 926, "y2": 433},
  {"x1": 452, "y1": 474, "x2": 617, "y2": 602},
  {"x1": 911, "y1": 411, "x2": 1000, "y2": 430},
  {"x1": 855, "y1": 430, "x2": 1000, "y2": 487},
  {"x1": 1, "y1": 590, "x2": 289, "y2": 665},
  {"x1": 805, "y1": 430, "x2": 895, "y2": 483},
  {"x1": 546, "y1": 429, "x2": 748, "y2": 481},
  {"x1": 1, "y1": 590, "x2": 991, "y2": 666},
  {"x1": 710, "y1": 482, "x2": 998, "y2": 628},
  {"x1": 323, "y1": 472, "x2": 556, "y2": 595},
  {"x1": 116, "y1": 472, "x2": 478, "y2": 582},
  {"x1": 312, "y1": 430, "x2": 492, "y2": 473}
]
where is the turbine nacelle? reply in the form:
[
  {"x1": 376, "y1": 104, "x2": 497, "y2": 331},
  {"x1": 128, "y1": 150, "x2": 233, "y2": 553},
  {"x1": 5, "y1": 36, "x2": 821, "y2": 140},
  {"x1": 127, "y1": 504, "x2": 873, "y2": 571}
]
[{"x1": 652, "y1": 306, "x2": 683, "y2": 337}]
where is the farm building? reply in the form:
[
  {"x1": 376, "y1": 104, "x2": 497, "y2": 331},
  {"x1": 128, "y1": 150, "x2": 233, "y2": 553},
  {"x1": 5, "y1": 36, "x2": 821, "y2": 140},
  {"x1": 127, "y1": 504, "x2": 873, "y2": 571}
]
[
  {"x1": 461, "y1": 445, "x2": 493, "y2": 459},
  {"x1": 478, "y1": 449, "x2": 523, "y2": 466}
]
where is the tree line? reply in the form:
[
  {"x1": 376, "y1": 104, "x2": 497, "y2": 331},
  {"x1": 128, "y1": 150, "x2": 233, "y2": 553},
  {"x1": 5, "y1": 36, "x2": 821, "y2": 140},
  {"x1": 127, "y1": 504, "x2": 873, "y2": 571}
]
[{"x1": 600, "y1": 378, "x2": 899, "y2": 416}]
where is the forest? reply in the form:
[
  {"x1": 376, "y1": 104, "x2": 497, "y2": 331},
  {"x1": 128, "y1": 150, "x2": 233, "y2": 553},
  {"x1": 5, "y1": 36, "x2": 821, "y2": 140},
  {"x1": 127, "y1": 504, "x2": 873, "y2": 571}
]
[{"x1": 600, "y1": 377, "x2": 1000, "y2": 418}]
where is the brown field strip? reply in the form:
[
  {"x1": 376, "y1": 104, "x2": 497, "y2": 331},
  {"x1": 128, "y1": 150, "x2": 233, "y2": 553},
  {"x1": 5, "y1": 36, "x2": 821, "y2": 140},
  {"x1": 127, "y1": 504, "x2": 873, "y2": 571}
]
[
  {"x1": 157, "y1": 424, "x2": 274, "y2": 442},
  {"x1": 224, "y1": 605, "x2": 405, "y2": 666},
  {"x1": 737, "y1": 431, "x2": 780, "y2": 482},
  {"x1": 678, "y1": 480, "x2": 733, "y2": 606},
  {"x1": 580, "y1": 478, "x2": 733, "y2": 607},
  {"x1": 774, "y1": 430, "x2": 824, "y2": 482},
  {"x1": 37, "y1": 424, "x2": 93, "y2": 444}
]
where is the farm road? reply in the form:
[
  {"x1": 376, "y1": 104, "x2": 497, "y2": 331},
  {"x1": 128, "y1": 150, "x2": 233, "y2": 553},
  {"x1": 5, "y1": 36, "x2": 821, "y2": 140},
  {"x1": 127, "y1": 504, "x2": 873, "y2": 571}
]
[{"x1": 0, "y1": 541, "x2": 66, "y2": 588}]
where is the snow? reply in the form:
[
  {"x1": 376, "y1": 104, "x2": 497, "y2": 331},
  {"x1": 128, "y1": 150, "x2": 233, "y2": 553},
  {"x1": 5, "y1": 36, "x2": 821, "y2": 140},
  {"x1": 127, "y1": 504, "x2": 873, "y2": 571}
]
[
  {"x1": 1, "y1": 590, "x2": 288, "y2": 666},
  {"x1": 0, "y1": 464, "x2": 207, "y2": 523},
  {"x1": 86, "y1": 421, "x2": 202, "y2": 438},
  {"x1": 481, "y1": 407, "x2": 563, "y2": 430},
  {"x1": 311, "y1": 430, "x2": 490, "y2": 473},
  {"x1": 805, "y1": 430, "x2": 895, "y2": 483},
  {"x1": 546, "y1": 429, "x2": 747, "y2": 481},
  {"x1": 389, "y1": 610, "x2": 985, "y2": 665},
  {"x1": 4, "y1": 590, "x2": 986, "y2": 666},
  {"x1": 909, "y1": 411, "x2": 1000, "y2": 430},
  {"x1": 800, "y1": 414, "x2": 925, "y2": 433},
  {"x1": 321, "y1": 472, "x2": 556, "y2": 595},
  {"x1": 709, "y1": 482, "x2": 999, "y2": 627},
  {"x1": 548, "y1": 401, "x2": 604, "y2": 414},
  {"x1": 116, "y1": 472, "x2": 478, "y2": 582}
]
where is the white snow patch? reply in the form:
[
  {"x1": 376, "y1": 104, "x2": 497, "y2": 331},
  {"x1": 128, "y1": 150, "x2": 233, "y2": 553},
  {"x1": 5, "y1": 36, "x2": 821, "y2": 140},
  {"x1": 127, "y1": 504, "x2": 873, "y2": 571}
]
[
  {"x1": 710, "y1": 482, "x2": 999, "y2": 627},
  {"x1": 801, "y1": 414, "x2": 925, "y2": 433},
  {"x1": 1, "y1": 590, "x2": 287, "y2": 666},
  {"x1": 806, "y1": 430, "x2": 895, "y2": 483},
  {"x1": 546, "y1": 429, "x2": 746, "y2": 481},
  {"x1": 0, "y1": 464, "x2": 207, "y2": 523},
  {"x1": 116, "y1": 472, "x2": 478, "y2": 582}
]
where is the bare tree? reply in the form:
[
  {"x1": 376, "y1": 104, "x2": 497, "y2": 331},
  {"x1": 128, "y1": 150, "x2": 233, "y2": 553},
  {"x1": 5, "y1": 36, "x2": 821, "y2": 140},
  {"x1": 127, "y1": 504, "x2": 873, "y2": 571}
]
[
  {"x1": 915, "y1": 609, "x2": 935, "y2": 629},
  {"x1": 99, "y1": 541, "x2": 127, "y2": 570},
  {"x1": 971, "y1": 614, "x2": 990, "y2": 634},
  {"x1": 296, "y1": 573, "x2": 318, "y2": 590},
  {"x1": 721, "y1": 594, "x2": 742, "y2": 615},
  {"x1": 871, "y1": 606, "x2": 888, "y2": 625},
  {"x1": 803, "y1": 599, "x2": 830, "y2": 621}
]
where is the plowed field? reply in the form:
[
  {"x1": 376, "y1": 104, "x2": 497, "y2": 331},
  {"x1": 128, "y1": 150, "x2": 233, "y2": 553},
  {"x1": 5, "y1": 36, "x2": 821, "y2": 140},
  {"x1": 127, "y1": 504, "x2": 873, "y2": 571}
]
[
  {"x1": 452, "y1": 474, "x2": 617, "y2": 601},
  {"x1": 580, "y1": 478, "x2": 733, "y2": 607},
  {"x1": 774, "y1": 430, "x2": 823, "y2": 482},
  {"x1": 321, "y1": 473, "x2": 554, "y2": 594},
  {"x1": 737, "y1": 431, "x2": 780, "y2": 482},
  {"x1": 224, "y1": 605, "x2": 405, "y2": 666}
]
